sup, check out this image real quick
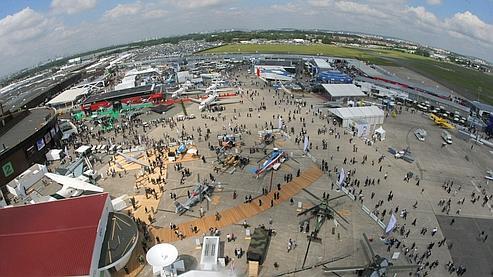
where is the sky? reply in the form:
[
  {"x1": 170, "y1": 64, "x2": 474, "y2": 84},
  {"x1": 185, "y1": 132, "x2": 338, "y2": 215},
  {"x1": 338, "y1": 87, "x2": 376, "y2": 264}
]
[{"x1": 1, "y1": 0, "x2": 493, "y2": 77}]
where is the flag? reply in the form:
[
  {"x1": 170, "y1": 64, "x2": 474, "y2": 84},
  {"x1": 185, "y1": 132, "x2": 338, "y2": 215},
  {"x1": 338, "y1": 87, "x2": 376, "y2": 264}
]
[
  {"x1": 64, "y1": 146, "x2": 69, "y2": 157},
  {"x1": 278, "y1": 117, "x2": 283, "y2": 130},
  {"x1": 303, "y1": 136, "x2": 309, "y2": 153},
  {"x1": 338, "y1": 168, "x2": 346, "y2": 187},
  {"x1": 385, "y1": 213, "x2": 397, "y2": 234}
]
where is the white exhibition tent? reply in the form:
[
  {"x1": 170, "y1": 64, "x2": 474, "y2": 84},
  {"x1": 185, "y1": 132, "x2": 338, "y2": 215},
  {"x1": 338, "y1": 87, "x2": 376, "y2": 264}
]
[
  {"x1": 321, "y1": 84, "x2": 365, "y2": 100},
  {"x1": 46, "y1": 149, "x2": 63, "y2": 161},
  {"x1": 328, "y1": 106, "x2": 384, "y2": 128},
  {"x1": 46, "y1": 87, "x2": 89, "y2": 107},
  {"x1": 374, "y1": 126, "x2": 386, "y2": 141},
  {"x1": 75, "y1": 145, "x2": 92, "y2": 156}
]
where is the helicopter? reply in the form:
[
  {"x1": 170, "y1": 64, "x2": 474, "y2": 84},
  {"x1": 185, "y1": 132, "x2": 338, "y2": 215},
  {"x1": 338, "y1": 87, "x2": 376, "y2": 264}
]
[{"x1": 323, "y1": 233, "x2": 419, "y2": 277}]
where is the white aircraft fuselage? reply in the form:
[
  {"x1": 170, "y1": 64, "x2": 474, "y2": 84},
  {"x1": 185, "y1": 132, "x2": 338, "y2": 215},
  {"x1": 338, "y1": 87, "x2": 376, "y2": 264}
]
[{"x1": 199, "y1": 93, "x2": 218, "y2": 111}]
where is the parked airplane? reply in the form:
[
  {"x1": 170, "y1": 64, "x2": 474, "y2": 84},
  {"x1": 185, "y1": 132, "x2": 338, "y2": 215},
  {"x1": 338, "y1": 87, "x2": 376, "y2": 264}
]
[
  {"x1": 166, "y1": 85, "x2": 204, "y2": 99},
  {"x1": 201, "y1": 83, "x2": 235, "y2": 94},
  {"x1": 430, "y1": 113, "x2": 454, "y2": 129},
  {"x1": 44, "y1": 172, "x2": 103, "y2": 200},
  {"x1": 252, "y1": 148, "x2": 287, "y2": 177},
  {"x1": 176, "y1": 143, "x2": 187, "y2": 155},
  {"x1": 116, "y1": 152, "x2": 150, "y2": 168},
  {"x1": 174, "y1": 177, "x2": 218, "y2": 214},
  {"x1": 190, "y1": 92, "x2": 241, "y2": 111}
]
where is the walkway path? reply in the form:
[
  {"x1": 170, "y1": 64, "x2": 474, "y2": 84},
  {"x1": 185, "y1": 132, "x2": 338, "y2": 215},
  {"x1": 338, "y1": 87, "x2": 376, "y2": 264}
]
[{"x1": 150, "y1": 166, "x2": 323, "y2": 242}]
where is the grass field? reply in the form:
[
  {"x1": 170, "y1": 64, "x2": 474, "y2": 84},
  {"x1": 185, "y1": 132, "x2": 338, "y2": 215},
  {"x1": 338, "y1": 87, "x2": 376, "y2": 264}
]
[
  {"x1": 201, "y1": 43, "x2": 399, "y2": 65},
  {"x1": 201, "y1": 44, "x2": 493, "y2": 105}
]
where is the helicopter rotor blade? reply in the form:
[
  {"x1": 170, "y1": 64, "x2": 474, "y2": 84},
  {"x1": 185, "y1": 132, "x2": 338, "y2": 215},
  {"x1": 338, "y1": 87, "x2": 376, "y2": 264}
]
[
  {"x1": 302, "y1": 188, "x2": 322, "y2": 201},
  {"x1": 363, "y1": 233, "x2": 376, "y2": 262},
  {"x1": 328, "y1": 206, "x2": 350, "y2": 224},
  {"x1": 297, "y1": 204, "x2": 320, "y2": 216},
  {"x1": 327, "y1": 194, "x2": 346, "y2": 202}
]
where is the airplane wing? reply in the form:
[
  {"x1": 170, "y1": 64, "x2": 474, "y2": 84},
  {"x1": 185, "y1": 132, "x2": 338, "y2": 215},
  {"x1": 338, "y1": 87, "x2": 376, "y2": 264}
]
[
  {"x1": 215, "y1": 87, "x2": 235, "y2": 92},
  {"x1": 116, "y1": 152, "x2": 149, "y2": 167},
  {"x1": 45, "y1": 172, "x2": 103, "y2": 193},
  {"x1": 211, "y1": 99, "x2": 241, "y2": 106},
  {"x1": 181, "y1": 90, "x2": 205, "y2": 96},
  {"x1": 174, "y1": 201, "x2": 190, "y2": 213}
]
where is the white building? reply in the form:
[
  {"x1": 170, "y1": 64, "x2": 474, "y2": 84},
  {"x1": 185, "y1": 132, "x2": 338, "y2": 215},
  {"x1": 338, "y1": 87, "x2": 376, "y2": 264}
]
[
  {"x1": 321, "y1": 83, "x2": 365, "y2": 101},
  {"x1": 328, "y1": 106, "x2": 385, "y2": 136}
]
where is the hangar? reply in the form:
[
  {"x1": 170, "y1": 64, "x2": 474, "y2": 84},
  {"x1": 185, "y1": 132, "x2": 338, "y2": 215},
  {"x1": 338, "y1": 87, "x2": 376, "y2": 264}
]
[
  {"x1": 47, "y1": 87, "x2": 90, "y2": 110},
  {"x1": 0, "y1": 107, "x2": 61, "y2": 192},
  {"x1": 321, "y1": 83, "x2": 365, "y2": 101},
  {"x1": 317, "y1": 71, "x2": 353, "y2": 84},
  {"x1": 311, "y1": 58, "x2": 332, "y2": 74},
  {"x1": 328, "y1": 106, "x2": 385, "y2": 135},
  {"x1": 0, "y1": 193, "x2": 138, "y2": 276}
]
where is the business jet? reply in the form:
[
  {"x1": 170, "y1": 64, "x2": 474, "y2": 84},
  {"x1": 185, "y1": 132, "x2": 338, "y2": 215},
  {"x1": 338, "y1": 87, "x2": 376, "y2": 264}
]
[{"x1": 190, "y1": 92, "x2": 241, "y2": 111}]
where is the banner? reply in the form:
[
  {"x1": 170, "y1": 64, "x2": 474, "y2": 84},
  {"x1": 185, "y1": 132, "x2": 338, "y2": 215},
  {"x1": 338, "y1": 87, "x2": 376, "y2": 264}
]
[
  {"x1": 278, "y1": 117, "x2": 283, "y2": 130},
  {"x1": 338, "y1": 168, "x2": 346, "y2": 187},
  {"x1": 303, "y1": 136, "x2": 309, "y2": 152},
  {"x1": 357, "y1": 123, "x2": 369, "y2": 137},
  {"x1": 385, "y1": 213, "x2": 397, "y2": 234}
]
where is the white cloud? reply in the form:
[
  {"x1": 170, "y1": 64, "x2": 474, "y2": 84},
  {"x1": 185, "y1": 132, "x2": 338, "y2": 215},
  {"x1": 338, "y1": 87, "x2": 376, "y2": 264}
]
[
  {"x1": 104, "y1": 2, "x2": 143, "y2": 19},
  {"x1": 334, "y1": 1, "x2": 389, "y2": 19},
  {"x1": 166, "y1": 0, "x2": 229, "y2": 9},
  {"x1": 445, "y1": 11, "x2": 493, "y2": 44},
  {"x1": 2, "y1": 0, "x2": 493, "y2": 77},
  {"x1": 0, "y1": 8, "x2": 53, "y2": 43},
  {"x1": 145, "y1": 9, "x2": 168, "y2": 18},
  {"x1": 307, "y1": 0, "x2": 332, "y2": 8},
  {"x1": 271, "y1": 3, "x2": 299, "y2": 13},
  {"x1": 406, "y1": 6, "x2": 441, "y2": 27},
  {"x1": 51, "y1": 0, "x2": 98, "y2": 14},
  {"x1": 426, "y1": 0, "x2": 442, "y2": 5}
]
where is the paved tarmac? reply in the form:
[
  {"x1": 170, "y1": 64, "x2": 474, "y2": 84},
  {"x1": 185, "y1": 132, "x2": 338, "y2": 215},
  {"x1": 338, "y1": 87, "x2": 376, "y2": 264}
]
[
  {"x1": 89, "y1": 64, "x2": 493, "y2": 277},
  {"x1": 437, "y1": 215, "x2": 493, "y2": 277}
]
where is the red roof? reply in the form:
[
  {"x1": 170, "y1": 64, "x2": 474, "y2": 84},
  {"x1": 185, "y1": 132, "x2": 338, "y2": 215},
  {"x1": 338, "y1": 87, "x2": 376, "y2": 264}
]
[{"x1": 0, "y1": 193, "x2": 109, "y2": 277}]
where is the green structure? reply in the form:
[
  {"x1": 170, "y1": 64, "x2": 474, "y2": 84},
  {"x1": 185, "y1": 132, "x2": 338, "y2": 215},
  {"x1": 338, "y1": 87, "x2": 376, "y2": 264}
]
[{"x1": 247, "y1": 227, "x2": 271, "y2": 265}]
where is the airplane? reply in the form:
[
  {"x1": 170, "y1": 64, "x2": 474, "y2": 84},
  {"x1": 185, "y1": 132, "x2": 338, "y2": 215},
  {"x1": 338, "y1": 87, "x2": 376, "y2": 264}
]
[
  {"x1": 323, "y1": 233, "x2": 418, "y2": 276},
  {"x1": 430, "y1": 113, "x2": 454, "y2": 129},
  {"x1": 200, "y1": 83, "x2": 235, "y2": 94},
  {"x1": 258, "y1": 129, "x2": 286, "y2": 147},
  {"x1": 218, "y1": 133, "x2": 241, "y2": 150},
  {"x1": 176, "y1": 143, "x2": 187, "y2": 155},
  {"x1": 189, "y1": 92, "x2": 241, "y2": 111},
  {"x1": 252, "y1": 148, "x2": 287, "y2": 177},
  {"x1": 116, "y1": 152, "x2": 150, "y2": 168},
  {"x1": 174, "y1": 176, "x2": 218, "y2": 214},
  {"x1": 44, "y1": 172, "x2": 103, "y2": 200},
  {"x1": 165, "y1": 83, "x2": 204, "y2": 99}
]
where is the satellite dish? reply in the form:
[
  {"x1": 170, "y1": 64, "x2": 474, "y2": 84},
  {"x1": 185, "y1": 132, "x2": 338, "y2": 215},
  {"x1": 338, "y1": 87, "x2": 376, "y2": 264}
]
[{"x1": 146, "y1": 243, "x2": 178, "y2": 267}]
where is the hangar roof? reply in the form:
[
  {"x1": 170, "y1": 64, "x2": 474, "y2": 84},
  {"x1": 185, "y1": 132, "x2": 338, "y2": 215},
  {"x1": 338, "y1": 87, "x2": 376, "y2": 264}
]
[
  {"x1": 321, "y1": 84, "x2": 365, "y2": 98},
  {"x1": 313, "y1": 58, "x2": 332, "y2": 69},
  {"x1": 0, "y1": 107, "x2": 55, "y2": 152},
  {"x1": 47, "y1": 87, "x2": 89, "y2": 106},
  {"x1": 328, "y1": 106, "x2": 384, "y2": 120},
  {"x1": 0, "y1": 193, "x2": 108, "y2": 277}
]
